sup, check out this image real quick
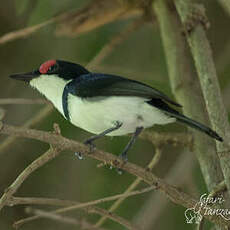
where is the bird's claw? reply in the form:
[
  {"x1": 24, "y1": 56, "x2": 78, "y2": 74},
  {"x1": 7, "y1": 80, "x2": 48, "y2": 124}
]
[
  {"x1": 84, "y1": 139, "x2": 96, "y2": 153},
  {"x1": 119, "y1": 152, "x2": 128, "y2": 163},
  {"x1": 115, "y1": 153, "x2": 128, "y2": 175},
  {"x1": 75, "y1": 152, "x2": 84, "y2": 160}
]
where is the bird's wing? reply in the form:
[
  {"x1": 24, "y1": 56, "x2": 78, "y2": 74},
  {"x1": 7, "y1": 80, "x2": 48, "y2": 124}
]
[{"x1": 68, "y1": 73, "x2": 181, "y2": 107}]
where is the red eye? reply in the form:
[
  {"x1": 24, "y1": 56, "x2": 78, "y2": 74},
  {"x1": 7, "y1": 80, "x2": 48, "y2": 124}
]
[{"x1": 39, "y1": 60, "x2": 56, "y2": 74}]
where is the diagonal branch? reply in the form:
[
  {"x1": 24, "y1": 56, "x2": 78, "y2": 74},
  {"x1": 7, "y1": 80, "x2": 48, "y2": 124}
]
[
  {"x1": 0, "y1": 147, "x2": 63, "y2": 211},
  {"x1": 95, "y1": 148, "x2": 162, "y2": 227},
  {"x1": 9, "y1": 196, "x2": 137, "y2": 230},
  {"x1": 0, "y1": 98, "x2": 49, "y2": 105},
  {"x1": 26, "y1": 208, "x2": 107, "y2": 230},
  {"x1": 0, "y1": 123, "x2": 229, "y2": 228},
  {"x1": 0, "y1": 0, "x2": 141, "y2": 45},
  {"x1": 217, "y1": 0, "x2": 230, "y2": 16}
]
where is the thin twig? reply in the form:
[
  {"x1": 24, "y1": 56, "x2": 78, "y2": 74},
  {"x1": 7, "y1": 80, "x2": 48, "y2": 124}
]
[
  {"x1": 13, "y1": 187, "x2": 154, "y2": 230},
  {"x1": 0, "y1": 0, "x2": 140, "y2": 45},
  {"x1": 87, "y1": 17, "x2": 145, "y2": 69},
  {"x1": 217, "y1": 0, "x2": 230, "y2": 16},
  {"x1": 25, "y1": 208, "x2": 107, "y2": 230},
  {"x1": 140, "y1": 130, "x2": 193, "y2": 149},
  {"x1": 0, "y1": 105, "x2": 53, "y2": 155},
  {"x1": 44, "y1": 186, "x2": 154, "y2": 214},
  {"x1": 0, "y1": 147, "x2": 63, "y2": 211},
  {"x1": 0, "y1": 123, "x2": 229, "y2": 228},
  {"x1": 133, "y1": 151, "x2": 196, "y2": 229},
  {"x1": 0, "y1": 98, "x2": 49, "y2": 105},
  {"x1": 0, "y1": 17, "x2": 56, "y2": 45},
  {"x1": 95, "y1": 148, "x2": 162, "y2": 227},
  {"x1": 8, "y1": 197, "x2": 136, "y2": 230}
]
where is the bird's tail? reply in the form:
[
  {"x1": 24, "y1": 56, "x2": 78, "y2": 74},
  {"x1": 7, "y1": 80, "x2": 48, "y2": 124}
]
[
  {"x1": 171, "y1": 112, "x2": 223, "y2": 142},
  {"x1": 148, "y1": 98, "x2": 223, "y2": 142}
]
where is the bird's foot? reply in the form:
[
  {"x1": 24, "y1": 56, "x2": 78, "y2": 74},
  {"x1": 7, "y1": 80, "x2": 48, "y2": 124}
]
[
  {"x1": 75, "y1": 152, "x2": 84, "y2": 160},
  {"x1": 119, "y1": 152, "x2": 128, "y2": 162},
  {"x1": 115, "y1": 152, "x2": 128, "y2": 175},
  {"x1": 84, "y1": 139, "x2": 96, "y2": 153}
]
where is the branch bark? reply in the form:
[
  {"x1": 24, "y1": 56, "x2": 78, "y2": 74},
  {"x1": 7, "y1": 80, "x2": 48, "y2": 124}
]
[
  {"x1": 0, "y1": 147, "x2": 63, "y2": 211},
  {"x1": 95, "y1": 148, "x2": 162, "y2": 227},
  {"x1": 174, "y1": 0, "x2": 230, "y2": 197},
  {"x1": 0, "y1": 123, "x2": 229, "y2": 228},
  {"x1": 26, "y1": 208, "x2": 107, "y2": 230},
  {"x1": 153, "y1": 0, "x2": 224, "y2": 195},
  {"x1": 10, "y1": 196, "x2": 139, "y2": 230},
  {"x1": 0, "y1": 0, "x2": 141, "y2": 45},
  {"x1": 217, "y1": 0, "x2": 230, "y2": 16}
]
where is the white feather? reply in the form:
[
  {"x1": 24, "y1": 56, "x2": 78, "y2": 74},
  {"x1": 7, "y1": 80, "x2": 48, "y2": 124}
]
[{"x1": 30, "y1": 75, "x2": 176, "y2": 136}]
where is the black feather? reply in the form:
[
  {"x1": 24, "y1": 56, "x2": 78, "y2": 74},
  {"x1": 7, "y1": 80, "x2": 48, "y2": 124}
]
[
  {"x1": 148, "y1": 98, "x2": 223, "y2": 142},
  {"x1": 68, "y1": 73, "x2": 181, "y2": 107}
]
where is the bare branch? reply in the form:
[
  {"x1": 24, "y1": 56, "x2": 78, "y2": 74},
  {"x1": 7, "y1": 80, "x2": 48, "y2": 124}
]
[
  {"x1": 0, "y1": 147, "x2": 63, "y2": 211},
  {"x1": 0, "y1": 98, "x2": 49, "y2": 105},
  {"x1": 0, "y1": 123, "x2": 229, "y2": 228},
  {"x1": 0, "y1": 0, "x2": 141, "y2": 45},
  {"x1": 0, "y1": 18, "x2": 56, "y2": 45},
  {"x1": 95, "y1": 148, "x2": 162, "y2": 227},
  {"x1": 133, "y1": 152, "x2": 196, "y2": 229},
  {"x1": 217, "y1": 0, "x2": 230, "y2": 16},
  {"x1": 87, "y1": 17, "x2": 145, "y2": 69},
  {"x1": 25, "y1": 208, "x2": 107, "y2": 230},
  {"x1": 153, "y1": 0, "x2": 224, "y2": 196},
  {"x1": 55, "y1": 0, "x2": 141, "y2": 37},
  {"x1": 140, "y1": 130, "x2": 193, "y2": 149},
  {"x1": 9, "y1": 197, "x2": 137, "y2": 230},
  {"x1": 0, "y1": 105, "x2": 53, "y2": 155},
  {"x1": 38, "y1": 186, "x2": 155, "y2": 215},
  {"x1": 174, "y1": 0, "x2": 230, "y2": 196}
]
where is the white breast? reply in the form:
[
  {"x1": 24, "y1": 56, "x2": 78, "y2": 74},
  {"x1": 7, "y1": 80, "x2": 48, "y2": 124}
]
[
  {"x1": 30, "y1": 75, "x2": 67, "y2": 117},
  {"x1": 68, "y1": 95, "x2": 176, "y2": 136}
]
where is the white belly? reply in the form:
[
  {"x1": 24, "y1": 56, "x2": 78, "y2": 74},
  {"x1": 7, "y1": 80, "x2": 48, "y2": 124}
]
[{"x1": 68, "y1": 95, "x2": 176, "y2": 136}]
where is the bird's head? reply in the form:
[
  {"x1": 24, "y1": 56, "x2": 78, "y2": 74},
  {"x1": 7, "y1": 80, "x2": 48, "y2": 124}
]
[{"x1": 10, "y1": 59, "x2": 89, "y2": 83}]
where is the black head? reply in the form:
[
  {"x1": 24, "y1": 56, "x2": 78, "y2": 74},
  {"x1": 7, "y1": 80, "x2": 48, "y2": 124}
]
[{"x1": 10, "y1": 60, "x2": 90, "y2": 82}]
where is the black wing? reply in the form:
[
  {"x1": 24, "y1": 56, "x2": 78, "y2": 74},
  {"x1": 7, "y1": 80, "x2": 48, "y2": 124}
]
[{"x1": 67, "y1": 73, "x2": 181, "y2": 107}]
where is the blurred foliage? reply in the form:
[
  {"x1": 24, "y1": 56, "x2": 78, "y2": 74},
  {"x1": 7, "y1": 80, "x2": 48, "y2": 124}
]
[{"x1": 0, "y1": 0, "x2": 229, "y2": 230}]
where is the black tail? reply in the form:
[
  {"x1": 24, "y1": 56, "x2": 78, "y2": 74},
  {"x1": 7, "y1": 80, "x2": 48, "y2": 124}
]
[
  {"x1": 148, "y1": 99, "x2": 223, "y2": 142},
  {"x1": 170, "y1": 112, "x2": 223, "y2": 142}
]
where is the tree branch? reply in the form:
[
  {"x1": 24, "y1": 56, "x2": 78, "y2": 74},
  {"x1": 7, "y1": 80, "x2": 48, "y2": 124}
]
[
  {"x1": 95, "y1": 148, "x2": 162, "y2": 227},
  {"x1": 0, "y1": 147, "x2": 63, "y2": 211},
  {"x1": 8, "y1": 197, "x2": 136, "y2": 230},
  {"x1": 217, "y1": 0, "x2": 230, "y2": 16},
  {"x1": 25, "y1": 208, "x2": 107, "y2": 230},
  {"x1": 174, "y1": 0, "x2": 230, "y2": 196},
  {"x1": 0, "y1": 123, "x2": 229, "y2": 228},
  {"x1": 153, "y1": 0, "x2": 224, "y2": 196},
  {"x1": 0, "y1": 98, "x2": 49, "y2": 105},
  {"x1": 0, "y1": 0, "x2": 141, "y2": 45}
]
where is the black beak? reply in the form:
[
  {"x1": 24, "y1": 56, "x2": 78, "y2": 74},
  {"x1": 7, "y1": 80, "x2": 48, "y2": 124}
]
[{"x1": 9, "y1": 70, "x2": 40, "y2": 82}]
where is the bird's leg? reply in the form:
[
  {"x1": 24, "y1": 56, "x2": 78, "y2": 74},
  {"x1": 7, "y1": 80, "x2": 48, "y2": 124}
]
[
  {"x1": 84, "y1": 121, "x2": 123, "y2": 152},
  {"x1": 116, "y1": 127, "x2": 143, "y2": 175},
  {"x1": 120, "y1": 127, "x2": 143, "y2": 161}
]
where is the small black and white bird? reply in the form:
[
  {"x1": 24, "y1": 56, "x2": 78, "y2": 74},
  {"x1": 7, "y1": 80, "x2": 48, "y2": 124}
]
[{"x1": 10, "y1": 60, "x2": 223, "y2": 160}]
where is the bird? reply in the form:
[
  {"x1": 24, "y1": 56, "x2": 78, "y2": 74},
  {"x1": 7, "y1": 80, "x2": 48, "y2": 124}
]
[{"x1": 10, "y1": 59, "x2": 223, "y2": 162}]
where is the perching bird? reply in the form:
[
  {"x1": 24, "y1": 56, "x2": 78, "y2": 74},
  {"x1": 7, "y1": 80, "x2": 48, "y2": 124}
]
[{"x1": 10, "y1": 60, "x2": 223, "y2": 161}]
